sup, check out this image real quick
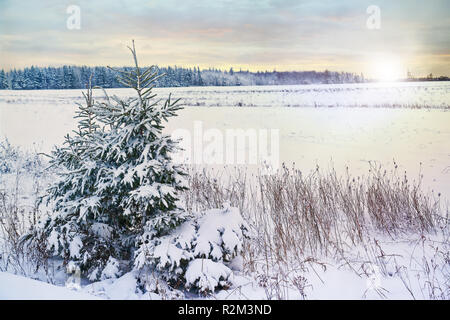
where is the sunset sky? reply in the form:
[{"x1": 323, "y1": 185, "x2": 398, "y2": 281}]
[{"x1": 0, "y1": 0, "x2": 449, "y2": 79}]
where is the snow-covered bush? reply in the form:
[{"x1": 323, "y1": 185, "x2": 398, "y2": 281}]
[
  {"x1": 0, "y1": 139, "x2": 42, "y2": 175},
  {"x1": 135, "y1": 204, "x2": 249, "y2": 294},
  {"x1": 0, "y1": 139, "x2": 19, "y2": 174},
  {"x1": 21, "y1": 42, "x2": 188, "y2": 281}
]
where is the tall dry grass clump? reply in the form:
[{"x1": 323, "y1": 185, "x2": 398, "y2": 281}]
[
  {"x1": 184, "y1": 163, "x2": 445, "y2": 260},
  {"x1": 0, "y1": 140, "x2": 50, "y2": 276}
]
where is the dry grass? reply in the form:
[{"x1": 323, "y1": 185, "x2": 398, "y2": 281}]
[
  {"x1": 0, "y1": 170, "x2": 49, "y2": 275},
  {"x1": 184, "y1": 163, "x2": 444, "y2": 257},
  {"x1": 183, "y1": 162, "x2": 448, "y2": 299},
  {"x1": 0, "y1": 140, "x2": 50, "y2": 276}
]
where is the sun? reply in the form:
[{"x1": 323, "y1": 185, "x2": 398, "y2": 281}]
[{"x1": 369, "y1": 55, "x2": 404, "y2": 82}]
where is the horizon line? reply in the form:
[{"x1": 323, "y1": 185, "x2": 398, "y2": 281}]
[{"x1": 2, "y1": 64, "x2": 448, "y2": 80}]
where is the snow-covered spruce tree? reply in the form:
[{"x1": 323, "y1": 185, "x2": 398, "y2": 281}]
[{"x1": 23, "y1": 42, "x2": 189, "y2": 281}]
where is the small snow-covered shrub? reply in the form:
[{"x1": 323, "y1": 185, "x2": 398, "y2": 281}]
[
  {"x1": 134, "y1": 204, "x2": 249, "y2": 294},
  {"x1": 0, "y1": 139, "x2": 19, "y2": 174},
  {"x1": 0, "y1": 139, "x2": 43, "y2": 175}
]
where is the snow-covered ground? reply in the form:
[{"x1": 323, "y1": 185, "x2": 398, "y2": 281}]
[
  {"x1": 0, "y1": 83, "x2": 449, "y2": 299},
  {"x1": 1, "y1": 81, "x2": 449, "y2": 109},
  {"x1": 2, "y1": 234, "x2": 447, "y2": 300},
  {"x1": 0, "y1": 272, "x2": 100, "y2": 300}
]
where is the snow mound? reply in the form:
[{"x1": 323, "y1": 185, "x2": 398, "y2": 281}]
[
  {"x1": 185, "y1": 259, "x2": 232, "y2": 293},
  {"x1": 84, "y1": 272, "x2": 142, "y2": 300},
  {"x1": 0, "y1": 272, "x2": 100, "y2": 300},
  {"x1": 194, "y1": 204, "x2": 247, "y2": 262}
]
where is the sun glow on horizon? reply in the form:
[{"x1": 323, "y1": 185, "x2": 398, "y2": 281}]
[{"x1": 369, "y1": 55, "x2": 405, "y2": 82}]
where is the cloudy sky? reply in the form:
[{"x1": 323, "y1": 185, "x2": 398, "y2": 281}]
[{"x1": 0, "y1": 0, "x2": 449, "y2": 79}]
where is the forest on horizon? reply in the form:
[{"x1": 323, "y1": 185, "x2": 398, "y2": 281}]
[{"x1": 0, "y1": 65, "x2": 367, "y2": 90}]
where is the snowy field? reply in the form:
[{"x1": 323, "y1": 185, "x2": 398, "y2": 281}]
[
  {"x1": 0, "y1": 82, "x2": 449, "y2": 300},
  {"x1": 1, "y1": 81, "x2": 449, "y2": 109},
  {"x1": 1, "y1": 82, "x2": 450, "y2": 198}
]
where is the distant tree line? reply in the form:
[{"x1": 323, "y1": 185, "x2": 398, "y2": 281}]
[
  {"x1": 0, "y1": 65, "x2": 366, "y2": 90},
  {"x1": 406, "y1": 71, "x2": 450, "y2": 82}
]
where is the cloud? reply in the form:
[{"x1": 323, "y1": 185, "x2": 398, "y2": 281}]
[{"x1": 0, "y1": 0, "x2": 448, "y2": 76}]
